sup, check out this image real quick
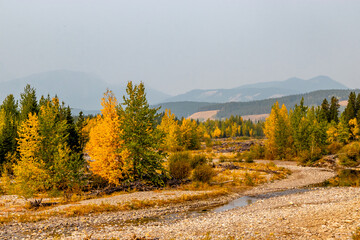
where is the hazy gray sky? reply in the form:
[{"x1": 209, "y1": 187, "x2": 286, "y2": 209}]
[{"x1": 1, "y1": 0, "x2": 360, "y2": 95}]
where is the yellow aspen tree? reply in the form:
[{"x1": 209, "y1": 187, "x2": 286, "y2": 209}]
[
  {"x1": 264, "y1": 102, "x2": 278, "y2": 159},
  {"x1": 231, "y1": 123, "x2": 238, "y2": 137},
  {"x1": 326, "y1": 123, "x2": 338, "y2": 143},
  {"x1": 264, "y1": 102, "x2": 292, "y2": 160},
  {"x1": 279, "y1": 104, "x2": 293, "y2": 158},
  {"x1": 180, "y1": 118, "x2": 201, "y2": 149},
  {"x1": 157, "y1": 109, "x2": 181, "y2": 151},
  {"x1": 86, "y1": 90, "x2": 129, "y2": 185},
  {"x1": 212, "y1": 127, "x2": 222, "y2": 138},
  {"x1": 12, "y1": 113, "x2": 48, "y2": 198},
  {"x1": 349, "y1": 118, "x2": 360, "y2": 140}
]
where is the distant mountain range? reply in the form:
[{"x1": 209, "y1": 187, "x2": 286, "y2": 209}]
[
  {"x1": 155, "y1": 89, "x2": 360, "y2": 119},
  {"x1": 0, "y1": 71, "x2": 352, "y2": 119},
  {"x1": 162, "y1": 76, "x2": 347, "y2": 103},
  {"x1": 0, "y1": 70, "x2": 171, "y2": 110}
]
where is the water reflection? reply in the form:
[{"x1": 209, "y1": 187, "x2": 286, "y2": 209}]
[{"x1": 321, "y1": 169, "x2": 360, "y2": 187}]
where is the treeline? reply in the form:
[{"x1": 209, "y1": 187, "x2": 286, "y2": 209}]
[
  {"x1": 156, "y1": 111, "x2": 264, "y2": 152},
  {"x1": 1, "y1": 82, "x2": 173, "y2": 198},
  {"x1": 200, "y1": 116, "x2": 264, "y2": 139},
  {"x1": 263, "y1": 92, "x2": 360, "y2": 166}
]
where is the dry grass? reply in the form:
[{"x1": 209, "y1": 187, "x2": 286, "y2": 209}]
[
  {"x1": 62, "y1": 189, "x2": 229, "y2": 217},
  {"x1": 0, "y1": 189, "x2": 229, "y2": 224}
]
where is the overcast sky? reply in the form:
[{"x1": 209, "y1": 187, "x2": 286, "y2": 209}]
[{"x1": 1, "y1": 0, "x2": 360, "y2": 95}]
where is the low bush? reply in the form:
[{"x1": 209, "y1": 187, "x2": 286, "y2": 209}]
[
  {"x1": 192, "y1": 164, "x2": 215, "y2": 183},
  {"x1": 168, "y1": 152, "x2": 192, "y2": 180},
  {"x1": 339, "y1": 142, "x2": 360, "y2": 167},
  {"x1": 241, "y1": 151, "x2": 254, "y2": 163},
  {"x1": 190, "y1": 154, "x2": 208, "y2": 169}
]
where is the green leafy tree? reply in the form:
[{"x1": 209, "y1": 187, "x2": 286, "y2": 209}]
[{"x1": 118, "y1": 82, "x2": 166, "y2": 185}]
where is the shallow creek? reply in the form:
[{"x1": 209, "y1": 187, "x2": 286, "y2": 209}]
[{"x1": 124, "y1": 169, "x2": 359, "y2": 226}]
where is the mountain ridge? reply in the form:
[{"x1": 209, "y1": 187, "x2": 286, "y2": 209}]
[
  {"x1": 155, "y1": 89, "x2": 360, "y2": 119},
  {"x1": 0, "y1": 70, "x2": 171, "y2": 110},
  {"x1": 162, "y1": 76, "x2": 347, "y2": 103}
]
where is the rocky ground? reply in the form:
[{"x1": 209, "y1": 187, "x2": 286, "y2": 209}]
[{"x1": 1, "y1": 161, "x2": 359, "y2": 240}]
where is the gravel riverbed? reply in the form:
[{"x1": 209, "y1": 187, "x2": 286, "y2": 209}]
[{"x1": 2, "y1": 162, "x2": 358, "y2": 240}]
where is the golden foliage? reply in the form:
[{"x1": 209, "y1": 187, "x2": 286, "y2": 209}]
[
  {"x1": 86, "y1": 90, "x2": 129, "y2": 185},
  {"x1": 12, "y1": 113, "x2": 48, "y2": 198},
  {"x1": 157, "y1": 109, "x2": 182, "y2": 151},
  {"x1": 264, "y1": 102, "x2": 292, "y2": 160}
]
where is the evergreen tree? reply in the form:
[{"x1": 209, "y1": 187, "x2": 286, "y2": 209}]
[
  {"x1": 356, "y1": 93, "x2": 360, "y2": 122},
  {"x1": 337, "y1": 115, "x2": 350, "y2": 144},
  {"x1": 0, "y1": 94, "x2": 19, "y2": 165},
  {"x1": 38, "y1": 97, "x2": 85, "y2": 192},
  {"x1": 343, "y1": 92, "x2": 357, "y2": 125},
  {"x1": 329, "y1": 96, "x2": 340, "y2": 123},
  {"x1": 290, "y1": 98, "x2": 308, "y2": 155},
  {"x1": 319, "y1": 98, "x2": 330, "y2": 122},
  {"x1": 64, "y1": 106, "x2": 80, "y2": 152},
  {"x1": 75, "y1": 111, "x2": 87, "y2": 150},
  {"x1": 19, "y1": 84, "x2": 38, "y2": 122},
  {"x1": 118, "y1": 82, "x2": 166, "y2": 185}
]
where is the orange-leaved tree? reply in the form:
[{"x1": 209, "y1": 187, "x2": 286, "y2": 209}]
[{"x1": 86, "y1": 90, "x2": 130, "y2": 185}]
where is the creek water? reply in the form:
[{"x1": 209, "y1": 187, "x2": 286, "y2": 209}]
[
  {"x1": 128, "y1": 169, "x2": 360, "y2": 225},
  {"x1": 212, "y1": 188, "x2": 311, "y2": 213},
  {"x1": 128, "y1": 188, "x2": 312, "y2": 225}
]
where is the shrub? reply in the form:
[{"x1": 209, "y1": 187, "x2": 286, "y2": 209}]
[
  {"x1": 241, "y1": 151, "x2": 254, "y2": 163},
  {"x1": 190, "y1": 154, "x2": 208, "y2": 169},
  {"x1": 297, "y1": 148, "x2": 322, "y2": 166},
  {"x1": 244, "y1": 172, "x2": 254, "y2": 186},
  {"x1": 249, "y1": 144, "x2": 265, "y2": 159},
  {"x1": 192, "y1": 164, "x2": 215, "y2": 183},
  {"x1": 339, "y1": 142, "x2": 360, "y2": 167},
  {"x1": 168, "y1": 152, "x2": 192, "y2": 180},
  {"x1": 327, "y1": 141, "x2": 343, "y2": 154}
]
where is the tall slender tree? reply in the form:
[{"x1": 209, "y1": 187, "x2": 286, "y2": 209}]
[
  {"x1": 86, "y1": 90, "x2": 129, "y2": 185},
  {"x1": 118, "y1": 82, "x2": 166, "y2": 185},
  {"x1": 329, "y1": 96, "x2": 340, "y2": 123}
]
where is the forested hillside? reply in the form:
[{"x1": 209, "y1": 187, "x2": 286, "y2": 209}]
[{"x1": 202, "y1": 89, "x2": 360, "y2": 119}]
